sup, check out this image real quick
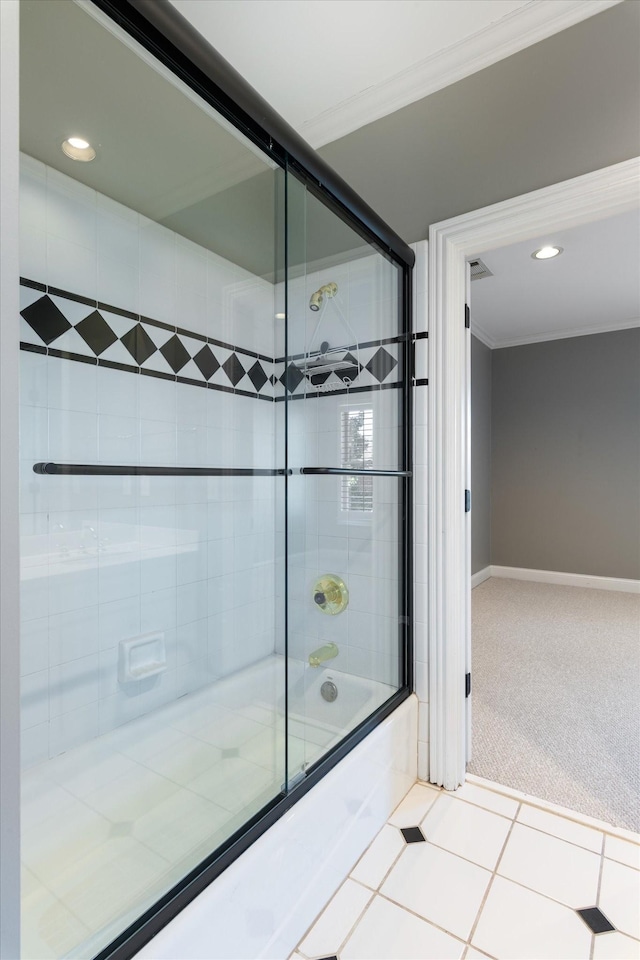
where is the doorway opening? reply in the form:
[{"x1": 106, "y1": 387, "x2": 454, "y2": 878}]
[
  {"x1": 427, "y1": 157, "x2": 640, "y2": 799},
  {"x1": 467, "y1": 211, "x2": 640, "y2": 831}
]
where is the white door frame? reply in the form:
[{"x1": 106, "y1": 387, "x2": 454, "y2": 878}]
[{"x1": 427, "y1": 156, "x2": 640, "y2": 790}]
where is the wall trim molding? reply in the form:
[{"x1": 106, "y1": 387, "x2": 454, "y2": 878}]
[
  {"x1": 302, "y1": 0, "x2": 621, "y2": 148},
  {"x1": 472, "y1": 316, "x2": 640, "y2": 351},
  {"x1": 428, "y1": 155, "x2": 640, "y2": 791},
  {"x1": 471, "y1": 567, "x2": 492, "y2": 589},
  {"x1": 490, "y1": 565, "x2": 640, "y2": 594}
]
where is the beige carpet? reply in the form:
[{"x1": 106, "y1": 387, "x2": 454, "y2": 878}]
[{"x1": 468, "y1": 577, "x2": 640, "y2": 832}]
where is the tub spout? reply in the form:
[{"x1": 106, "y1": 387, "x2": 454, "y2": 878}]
[{"x1": 309, "y1": 642, "x2": 339, "y2": 667}]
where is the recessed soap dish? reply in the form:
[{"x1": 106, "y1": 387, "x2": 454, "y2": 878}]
[{"x1": 118, "y1": 633, "x2": 166, "y2": 683}]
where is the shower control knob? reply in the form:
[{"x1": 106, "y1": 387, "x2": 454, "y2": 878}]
[{"x1": 312, "y1": 575, "x2": 349, "y2": 615}]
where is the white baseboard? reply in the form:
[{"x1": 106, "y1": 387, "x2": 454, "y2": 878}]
[
  {"x1": 471, "y1": 566, "x2": 492, "y2": 589},
  {"x1": 490, "y1": 565, "x2": 640, "y2": 594}
]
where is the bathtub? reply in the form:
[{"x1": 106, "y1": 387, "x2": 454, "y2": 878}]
[{"x1": 283, "y1": 660, "x2": 396, "y2": 761}]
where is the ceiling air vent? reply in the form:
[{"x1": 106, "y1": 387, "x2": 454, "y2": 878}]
[{"x1": 468, "y1": 257, "x2": 493, "y2": 281}]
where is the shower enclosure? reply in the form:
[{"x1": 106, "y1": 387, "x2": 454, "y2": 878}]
[{"x1": 18, "y1": 2, "x2": 413, "y2": 958}]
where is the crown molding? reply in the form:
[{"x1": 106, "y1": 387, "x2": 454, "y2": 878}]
[
  {"x1": 303, "y1": 0, "x2": 621, "y2": 148},
  {"x1": 489, "y1": 317, "x2": 640, "y2": 349},
  {"x1": 469, "y1": 320, "x2": 496, "y2": 349}
]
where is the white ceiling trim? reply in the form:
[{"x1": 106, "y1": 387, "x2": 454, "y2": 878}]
[
  {"x1": 469, "y1": 320, "x2": 496, "y2": 349},
  {"x1": 480, "y1": 316, "x2": 640, "y2": 350},
  {"x1": 302, "y1": 0, "x2": 621, "y2": 147}
]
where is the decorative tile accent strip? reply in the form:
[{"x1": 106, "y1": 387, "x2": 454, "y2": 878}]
[
  {"x1": 19, "y1": 280, "x2": 404, "y2": 401},
  {"x1": 19, "y1": 280, "x2": 275, "y2": 401}
]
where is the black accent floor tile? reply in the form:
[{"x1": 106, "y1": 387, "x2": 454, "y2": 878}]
[
  {"x1": 193, "y1": 345, "x2": 220, "y2": 381},
  {"x1": 160, "y1": 333, "x2": 191, "y2": 373},
  {"x1": 76, "y1": 310, "x2": 118, "y2": 356},
  {"x1": 222, "y1": 352, "x2": 246, "y2": 386},
  {"x1": 247, "y1": 360, "x2": 268, "y2": 392},
  {"x1": 576, "y1": 907, "x2": 615, "y2": 934},
  {"x1": 365, "y1": 346, "x2": 397, "y2": 382},
  {"x1": 21, "y1": 295, "x2": 72, "y2": 345},
  {"x1": 401, "y1": 826, "x2": 426, "y2": 843},
  {"x1": 120, "y1": 324, "x2": 157, "y2": 365},
  {"x1": 280, "y1": 363, "x2": 304, "y2": 393}
]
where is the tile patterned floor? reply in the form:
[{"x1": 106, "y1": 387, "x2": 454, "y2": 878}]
[{"x1": 290, "y1": 777, "x2": 640, "y2": 960}]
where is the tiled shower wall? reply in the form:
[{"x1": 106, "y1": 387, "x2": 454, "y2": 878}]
[
  {"x1": 277, "y1": 264, "x2": 407, "y2": 685},
  {"x1": 19, "y1": 152, "x2": 413, "y2": 767},
  {"x1": 19, "y1": 153, "x2": 279, "y2": 767}
]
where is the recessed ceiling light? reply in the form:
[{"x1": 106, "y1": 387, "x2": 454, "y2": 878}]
[
  {"x1": 62, "y1": 137, "x2": 96, "y2": 162},
  {"x1": 532, "y1": 245, "x2": 563, "y2": 260}
]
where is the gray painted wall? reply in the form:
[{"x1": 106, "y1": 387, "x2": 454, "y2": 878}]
[
  {"x1": 319, "y1": 2, "x2": 640, "y2": 242},
  {"x1": 491, "y1": 328, "x2": 640, "y2": 580},
  {"x1": 471, "y1": 335, "x2": 492, "y2": 575}
]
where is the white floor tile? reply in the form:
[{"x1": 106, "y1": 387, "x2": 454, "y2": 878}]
[
  {"x1": 388, "y1": 782, "x2": 440, "y2": 827},
  {"x1": 421, "y1": 794, "x2": 512, "y2": 870},
  {"x1": 605, "y1": 834, "x2": 640, "y2": 869},
  {"x1": 592, "y1": 931, "x2": 640, "y2": 960},
  {"x1": 380, "y1": 842, "x2": 491, "y2": 941},
  {"x1": 341, "y1": 894, "x2": 465, "y2": 960},
  {"x1": 299, "y1": 879, "x2": 372, "y2": 958},
  {"x1": 132, "y1": 790, "x2": 230, "y2": 863},
  {"x1": 450, "y1": 781, "x2": 519, "y2": 819},
  {"x1": 84, "y1": 765, "x2": 180, "y2": 823},
  {"x1": 599, "y1": 857, "x2": 640, "y2": 939},
  {"x1": 473, "y1": 876, "x2": 592, "y2": 960},
  {"x1": 350, "y1": 823, "x2": 405, "y2": 889},
  {"x1": 498, "y1": 822, "x2": 600, "y2": 908},
  {"x1": 21, "y1": 882, "x2": 92, "y2": 960},
  {"x1": 517, "y1": 804, "x2": 603, "y2": 853},
  {"x1": 142, "y1": 734, "x2": 222, "y2": 785},
  {"x1": 186, "y1": 756, "x2": 276, "y2": 814},
  {"x1": 465, "y1": 948, "x2": 494, "y2": 959}
]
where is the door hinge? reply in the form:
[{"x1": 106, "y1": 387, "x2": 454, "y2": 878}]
[
  {"x1": 465, "y1": 673, "x2": 471, "y2": 698},
  {"x1": 465, "y1": 489, "x2": 471, "y2": 513},
  {"x1": 465, "y1": 304, "x2": 470, "y2": 329}
]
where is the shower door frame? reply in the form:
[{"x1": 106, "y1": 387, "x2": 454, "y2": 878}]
[{"x1": 16, "y1": 2, "x2": 419, "y2": 960}]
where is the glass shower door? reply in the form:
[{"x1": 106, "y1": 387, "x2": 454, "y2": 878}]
[
  {"x1": 19, "y1": 2, "x2": 286, "y2": 957},
  {"x1": 284, "y1": 174, "x2": 410, "y2": 782}
]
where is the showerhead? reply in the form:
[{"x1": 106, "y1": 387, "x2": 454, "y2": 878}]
[{"x1": 309, "y1": 281, "x2": 338, "y2": 312}]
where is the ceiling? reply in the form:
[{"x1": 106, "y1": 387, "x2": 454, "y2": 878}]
[
  {"x1": 170, "y1": 0, "x2": 620, "y2": 147},
  {"x1": 469, "y1": 209, "x2": 640, "y2": 348}
]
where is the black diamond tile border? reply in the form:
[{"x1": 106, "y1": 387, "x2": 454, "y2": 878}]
[
  {"x1": 576, "y1": 907, "x2": 615, "y2": 934},
  {"x1": 222, "y1": 352, "x2": 246, "y2": 386},
  {"x1": 121, "y1": 323, "x2": 157, "y2": 365},
  {"x1": 401, "y1": 826, "x2": 426, "y2": 843},
  {"x1": 280, "y1": 363, "x2": 305, "y2": 393},
  {"x1": 193, "y1": 345, "x2": 220, "y2": 381},
  {"x1": 76, "y1": 310, "x2": 118, "y2": 356},
  {"x1": 160, "y1": 334, "x2": 190, "y2": 373},
  {"x1": 247, "y1": 360, "x2": 268, "y2": 392},
  {"x1": 365, "y1": 346, "x2": 397, "y2": 383},
  {"x1": 21, "y1": 295, "x2": 72, "y2": 345},
  {"x1": 18, "y1": 280, "x2": 406, "y2": 403}
]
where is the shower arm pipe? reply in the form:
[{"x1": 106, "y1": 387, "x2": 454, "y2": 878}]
[{"x1": 33, "y1": 463, "x2": 291, "y2": 477}]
